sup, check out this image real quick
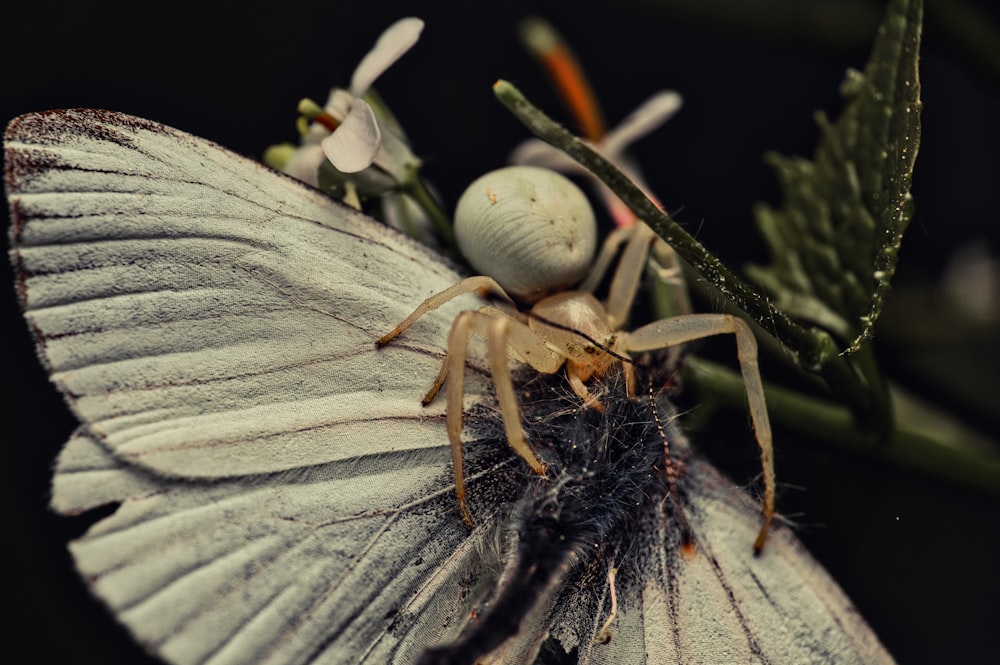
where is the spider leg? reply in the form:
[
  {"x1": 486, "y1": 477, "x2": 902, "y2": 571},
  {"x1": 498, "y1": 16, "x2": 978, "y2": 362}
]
[
  {"x1": 444, "y1": 311, "x2": 478, "y2": 525},
  {"x1": 487, "y1": 317, "x2": 552, "y2": 477},
  {"x1": 566, "y1": 364, "x2": 603, "y2": 410},
  {"x1": 648, "y1": 236, "x2": 693, "y2": 318},
  {"x1": 622, "y1": 313, "x2": 775, "y2": 552},
  {"x1": 604, "y1": 223, "x2": 658, "y2": 330},
  {"x1": 578, "y1": 226, "x2": 632, "y2": 294},
  {"x1": 442, "y1": 311, "x2": 562, "y2": 524},
  {"x1": 422, "y1": 305, "x2": 511, "y2": 405},
  {"x1": 376, "y1": 275, "x2": 516, "y2": 347}
]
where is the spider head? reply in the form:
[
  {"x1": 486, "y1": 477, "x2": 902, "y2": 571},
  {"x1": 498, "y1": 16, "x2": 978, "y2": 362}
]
[{"x1": 530, "y1": 291, "x2": 622, "y2": 380}]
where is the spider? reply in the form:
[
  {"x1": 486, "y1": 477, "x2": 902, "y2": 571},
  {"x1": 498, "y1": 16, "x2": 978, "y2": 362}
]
[{"x1": 377, "y1": 165, "x2": 775, "y2": 550}]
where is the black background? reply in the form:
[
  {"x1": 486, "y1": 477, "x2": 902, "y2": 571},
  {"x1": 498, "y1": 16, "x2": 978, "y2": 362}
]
[{"x1": 2, "y1": 1, "x2": 999, "y2": 663}]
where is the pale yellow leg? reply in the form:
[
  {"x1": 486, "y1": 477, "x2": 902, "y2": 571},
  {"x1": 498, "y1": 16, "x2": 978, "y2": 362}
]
[
  {"x1": 583, "y1": 221, "x2": 692, "y2": 334},
  {"x1": 487, "y1": 317, "x2": 548, "y2": 476},
  {"x1": 605, "y1": 223, "x2": 657, "y2": 330},
  {"x1": 376, "y1": 275, "x2": 516, "y2": 347},
  {"x1": 566, "y1": 365, "x2": 601, "y2": 410},
  {"x1": 444, "y1": 311, "x2": 477, "y2": 525},
  {"x1": 648, "y1": 236, "x2": 692, "y2": 318},
  {"x1": 623, "y1": 313, "x2": 775, "y2": 551},
  {"x1": 623, "y1": 362, "x2": 636, "y2": 399},
  {"x1": 441, "y1": 310, "x2": 563, "y2": 524},
  {"x1": 578, "y1": 227, "x2": 632, "y2": 294},
  {"x1": 645, "y1": 236, "x2": 692, "y2": 370},
  {"x1": 421, "y1": 305, "x2": 512, "y2": 405}
]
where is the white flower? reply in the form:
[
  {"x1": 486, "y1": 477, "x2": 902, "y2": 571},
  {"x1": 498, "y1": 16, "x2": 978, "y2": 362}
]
[
  {"x1": 271, "y1": 17, "x2": 424, "y2": 193},
  {"x1": 511, "y1": 90, "x2": 682, "y2": 228}
]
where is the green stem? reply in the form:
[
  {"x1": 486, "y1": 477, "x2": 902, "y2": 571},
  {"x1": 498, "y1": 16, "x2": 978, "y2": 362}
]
[
  {"x1": 850, "y1": 340, "x2": 893, "y2": 439},
  {"x1": 685, "y1": 357, "x2": 1000, "y2": 494},
  {"x1": 492, "y1": 79, "x2": 877, "y2": 423},
  {"x1": 403, "y1": 167, "x2": 456, "y2": 249}
]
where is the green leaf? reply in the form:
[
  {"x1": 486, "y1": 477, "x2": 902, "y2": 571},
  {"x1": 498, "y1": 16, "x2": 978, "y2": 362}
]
[{"x1": 746, "y1": 0, "x2": 923, "y2": 354}]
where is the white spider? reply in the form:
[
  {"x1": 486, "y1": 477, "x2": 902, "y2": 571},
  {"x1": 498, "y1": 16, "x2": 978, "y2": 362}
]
[{"x1": 378, "y1": 165, "x2": 775, "y2": 549}]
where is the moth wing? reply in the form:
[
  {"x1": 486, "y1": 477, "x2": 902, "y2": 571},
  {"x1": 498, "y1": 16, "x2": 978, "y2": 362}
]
[
  {"x1": 52, "y1": 427, "x2": 519, "y2": 665},
  {"x1": 7, "y1": 109, "x2": 502, "y2": 664},
  {"x1": 8, "y1": 109, "x2": 486, "y2": 478},
  {"x1": 551, "y1": 457, "x2": 895, "y2": 665}
]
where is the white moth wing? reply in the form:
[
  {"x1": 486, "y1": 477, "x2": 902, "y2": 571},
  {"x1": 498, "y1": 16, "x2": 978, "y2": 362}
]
[
  {"x1": 8, "y1": 109, "x2": 489, "y2": 478},
  {"x1": 8, "y1": 110, "x2": 895, "y2": 665},
  {"x1": 51, "y1": 428, "x2": 513, "y2": 665},
  {"x1": 7, "y1": 109, "x2": 507, "y2": 664},
  {"x1": 546, "y1": 455, "x2": 895, "y2": 665}
]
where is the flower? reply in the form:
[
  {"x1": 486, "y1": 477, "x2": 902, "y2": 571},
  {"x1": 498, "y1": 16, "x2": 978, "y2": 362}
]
[
  {"x1": 510, "y1": 90, "x2": 682, "y2": 228},
  {"x1": 267, "y1": 17, "x2": 424, "y2": 195}
]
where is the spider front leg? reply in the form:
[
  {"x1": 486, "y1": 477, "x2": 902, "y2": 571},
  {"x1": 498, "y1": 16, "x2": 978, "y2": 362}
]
[
  {"x1": 622, "y1": 313, "x2": 775, "y2": 551},
  {"x1": 575, "y1": 223, "x2": 658, "y2": 330},
  {"x1": 376, "y1": 275, "x2": 517, "y2": 348},
  {"x1": 442, "y1": 309, "x2": 562, "y2": 524},
  {"x1": 582, "y1": 221, "x2": 692, "y2": 329},
  {"x1": 605, "y1": 222, "x2": 659, "y2": 330}
]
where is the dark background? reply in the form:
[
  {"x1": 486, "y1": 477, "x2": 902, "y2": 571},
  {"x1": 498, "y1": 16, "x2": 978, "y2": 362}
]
[{"x1": 2, "y1": 1, "x2": 998, "y2": 663}]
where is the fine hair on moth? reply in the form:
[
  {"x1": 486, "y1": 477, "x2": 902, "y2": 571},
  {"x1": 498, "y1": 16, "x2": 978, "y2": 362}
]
[
  {"x1": 415, "y1": 363, "x2": 687, "y2": 665},
  {"x1": 377, "y1": 165, "x2": 775, "y2": 552}
]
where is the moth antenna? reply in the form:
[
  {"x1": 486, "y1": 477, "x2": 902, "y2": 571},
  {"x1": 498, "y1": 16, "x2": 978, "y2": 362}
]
[{"x1": 647, "y1": 379, "x2": 697, "y2": 558}]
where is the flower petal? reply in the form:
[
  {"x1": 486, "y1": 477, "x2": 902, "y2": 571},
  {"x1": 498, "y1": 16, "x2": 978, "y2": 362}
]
[
  {"x1": 321, "y1": 100, "x2": 382, "y2": 173},
  {"x1": 282, "y1": 144, "x2": 326, "y2": 188},
  {"x1": 509, "y1": 138, "x2": 584, "y2": 173},
  {"x1": 601, "y1": 91, "x2": 682, "y2": 159},
  {"x1": 323, "y1": 88, "x2": 355, "y2": 122},
  {"x1": 350, "y1": 17, "x2": 424, "y2": 96}
]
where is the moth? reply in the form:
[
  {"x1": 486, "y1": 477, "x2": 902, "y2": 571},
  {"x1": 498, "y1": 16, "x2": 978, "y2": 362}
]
[{"x1": 6, "y1": 109, "x2": 896, "y2": 664}]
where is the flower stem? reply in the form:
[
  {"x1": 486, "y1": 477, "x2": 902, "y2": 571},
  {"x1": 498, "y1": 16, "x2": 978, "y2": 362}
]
[
  {"x1": 684, "y1": 357, "x2": 1000, "y2": 494},
  {"x1": 403, "y1": 167, "x2": 456, "y2": 249}
]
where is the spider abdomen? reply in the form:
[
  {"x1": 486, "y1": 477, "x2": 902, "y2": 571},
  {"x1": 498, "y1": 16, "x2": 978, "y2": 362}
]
[{"x1": 454, "y1": 166, "x2": 597, "y2": 302}]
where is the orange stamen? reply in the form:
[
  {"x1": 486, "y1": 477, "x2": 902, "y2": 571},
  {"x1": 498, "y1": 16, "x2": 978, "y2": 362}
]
[
  {"x1": 312, "y1": 112, "x2": 340, "y2": 133},
  {"x1": 523, "y1": 19, "x2": 606, "y2": 142}
]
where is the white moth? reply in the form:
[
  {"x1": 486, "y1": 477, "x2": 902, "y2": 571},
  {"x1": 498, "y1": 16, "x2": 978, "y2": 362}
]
[{"x1": 5, "y1": 110, "x2": 896, "y2": 665}]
